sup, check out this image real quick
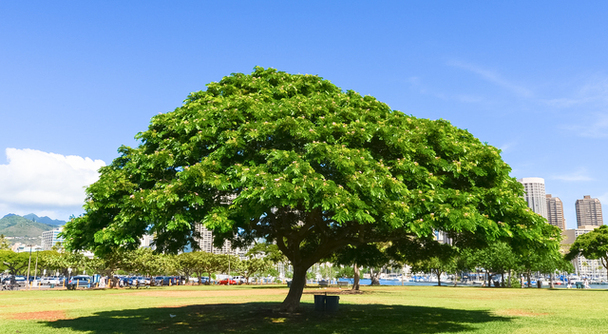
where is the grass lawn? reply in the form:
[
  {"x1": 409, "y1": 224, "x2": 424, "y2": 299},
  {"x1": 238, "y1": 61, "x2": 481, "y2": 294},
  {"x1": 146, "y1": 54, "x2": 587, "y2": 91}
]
[{"x1": 1, "y1": 285, "x2": 606, "y2": 333}]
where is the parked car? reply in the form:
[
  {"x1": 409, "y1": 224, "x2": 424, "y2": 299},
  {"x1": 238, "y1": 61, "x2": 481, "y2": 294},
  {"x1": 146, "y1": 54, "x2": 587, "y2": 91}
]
[
  {"x1": 163, "y1": 276, "x2": 180, "y2": 285},
  {"x1": 153, "y1": 276, "x2": 166, "y2": 286},
  {"x1": 41, "y1": 276, "x2": 65, "y2": 285},
  {"x1": 199, "y1": 276, "x2": 215, "y2": 285},
  {"x1": 126, "y1": 276, "x2": 150, "y2": 288},
  {"x1": 1, "y1": 275, "x2": 26, "y2": 290},
  {"x1": 218, "y1": 278, "x2": 237, "y2": 285},
  {"x1": 67, "y1": 275, "x2": 92, "y2": 290}
]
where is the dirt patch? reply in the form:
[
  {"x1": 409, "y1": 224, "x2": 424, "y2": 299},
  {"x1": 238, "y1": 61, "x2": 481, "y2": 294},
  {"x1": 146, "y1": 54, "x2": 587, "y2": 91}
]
[
  {"x1": 9, "y1": 310, "x2": 68, "y2": 321},
  {"x1": 496, "y1": 309, "x2": 549, "y2": 317}
]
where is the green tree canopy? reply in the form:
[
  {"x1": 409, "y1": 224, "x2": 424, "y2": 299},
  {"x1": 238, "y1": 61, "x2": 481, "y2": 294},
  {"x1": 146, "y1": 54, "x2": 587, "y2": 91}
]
[
  {"x1": 64, "y1": 67, "x2": 559, "y2": 311},
  {"x1": 0, "y1": 234, "x2": 10, "y2": 250},
  {"x1": 567, "y1": 225, "x2": 608, "y2": 278}
]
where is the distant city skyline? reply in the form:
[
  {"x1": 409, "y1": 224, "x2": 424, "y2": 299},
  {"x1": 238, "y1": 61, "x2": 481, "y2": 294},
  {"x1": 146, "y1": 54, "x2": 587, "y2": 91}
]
[{"x1": 2, "y1": 2, "x2": 608, "y2": 229}]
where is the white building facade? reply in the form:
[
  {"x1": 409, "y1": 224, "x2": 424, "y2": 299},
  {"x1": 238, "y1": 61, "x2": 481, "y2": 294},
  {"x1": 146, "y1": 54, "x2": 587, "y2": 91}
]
[
  {"x1": 42, "y1": 228, "x2": 64, "y2": 251},
  {"x1": 518, "y1": 177, "x2": 548, "y2": 219}
]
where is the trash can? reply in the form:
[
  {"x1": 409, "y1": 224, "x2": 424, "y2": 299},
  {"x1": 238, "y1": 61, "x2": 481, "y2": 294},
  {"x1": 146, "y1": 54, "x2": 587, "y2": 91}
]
[
  {"x1": 325, "y1": 296, "x2": 339, "y2": 312},
  {"x1": 287, "y1": 281, "x2": 291, "y2": 288},
  {"x1": 314, "y1": 295, "x2": 325, "y2": 311},
  {"x1": 50, "y1": 284, "x2": 55, "y2": 289}
]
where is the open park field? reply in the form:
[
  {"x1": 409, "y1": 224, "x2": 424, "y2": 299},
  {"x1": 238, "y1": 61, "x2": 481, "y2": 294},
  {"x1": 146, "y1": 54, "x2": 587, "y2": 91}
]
[{"x1": 1, "y1": 285, "x2": 607, "y2": 333}]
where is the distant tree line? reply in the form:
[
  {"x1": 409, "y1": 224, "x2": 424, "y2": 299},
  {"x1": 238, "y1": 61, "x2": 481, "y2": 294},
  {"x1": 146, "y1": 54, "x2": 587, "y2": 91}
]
[{"x1": 0, "y1": 242, "x2": 286, "y2": 287}]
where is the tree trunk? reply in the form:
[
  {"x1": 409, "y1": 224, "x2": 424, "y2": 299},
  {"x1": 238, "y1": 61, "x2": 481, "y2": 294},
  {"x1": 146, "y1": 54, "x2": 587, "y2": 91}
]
[
  {"x1": 436, "y1": 269, "x2": 441, "y2": 286},
  {"x1": 352, "y1": 263, "x2": 360, "y2": 291},
  {"x1": 453, "y1": 271, "x2": 458, "y2": 287},
  {"x1": 280, "y1": 264, "x2": 308, "y2": 312},
  {"x1": 550, "y1": 273, "x2": 554, "y2": 289},
  {"x1": 526, "y1": 270, "x2": 531, "y2": 288},
  {"x1": 501, "y1": 272, "x2": 505, "y2": 288}
]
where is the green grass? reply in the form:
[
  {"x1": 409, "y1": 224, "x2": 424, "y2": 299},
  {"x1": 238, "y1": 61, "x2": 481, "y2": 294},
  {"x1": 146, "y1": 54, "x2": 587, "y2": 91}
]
[{"x1": 1, "y1": 285, "x2": 607, "y2": 333}]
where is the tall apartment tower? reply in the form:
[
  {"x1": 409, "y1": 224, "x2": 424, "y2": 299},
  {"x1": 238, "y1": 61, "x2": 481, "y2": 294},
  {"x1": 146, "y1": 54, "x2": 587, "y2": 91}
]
[
  {"x1": 575, "y1": 195, "x2": 603, "y2": 228},
  {"x1": 193, "y1": 223, "x2": 249, "y2": 258},
  {"x1": 194, "y1": 224, "x2": 234, "y2": 255},
  {"x1": 546, "y1": 194, "x2": 565, "y2": 230},
  {"x1": 517, "y1": 177, "x2": 548, "y2": 219}
]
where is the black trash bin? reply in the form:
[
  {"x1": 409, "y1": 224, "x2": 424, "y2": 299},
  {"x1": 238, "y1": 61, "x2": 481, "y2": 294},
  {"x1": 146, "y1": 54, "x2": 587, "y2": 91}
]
[
  {"x1": 325, "y1": 296, "x2": 339, "y2": 312},
  {"x1": 287, "y1": 281, "x2": 291, "y2": 288},
  {"x1": 314, "y1": 295, "x2": 325, "y2": 311}
]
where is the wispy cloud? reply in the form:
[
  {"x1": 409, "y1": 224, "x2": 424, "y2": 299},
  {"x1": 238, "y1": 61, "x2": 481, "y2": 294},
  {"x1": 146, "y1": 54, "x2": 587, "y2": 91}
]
[
  {"x1": 562, "y1": 113, "x2": 608, "y2": 139},
  {"x1": 552, "y1": 168, "x2": 594, "y2": 182},
  {"x1": 543, "y1": 97, "x2": 581, "y2": 108},
  {"x1": 447, "y1": 60, "x2": 533, "y2": 98},
  {"x1": 579, "y1": 77, "x2": 608, "y2": 103},
  {"x1": 498, "y1": 141, "x2": 517, "y2": 153},
  {"x1": 406, "y1": 76, "x2": 485, "y2": 104},
  {"x1": 596, "y1": 192, "x2": 608, "y2": 208},
  {"x1": 543, "y1": 76, "x2": 608, "y2": 109}
]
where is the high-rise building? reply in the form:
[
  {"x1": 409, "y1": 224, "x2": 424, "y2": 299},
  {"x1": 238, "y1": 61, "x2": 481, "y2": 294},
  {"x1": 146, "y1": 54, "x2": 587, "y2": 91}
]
[
  {"x1": 42, "y1": 228, "x2": 64, "y2": 250},
  {"x1": 193, "y1": 224, "x2": 249, "y2": 258},
  {"x1": 575, "y1": 195, "x2": 603, "y2": 228},
  {"x1": 546, "y1": 194, "x2": 565, "y2": 230},
  {"x1": 517, "y1": 177, "x2": 548, "y2": 219}
]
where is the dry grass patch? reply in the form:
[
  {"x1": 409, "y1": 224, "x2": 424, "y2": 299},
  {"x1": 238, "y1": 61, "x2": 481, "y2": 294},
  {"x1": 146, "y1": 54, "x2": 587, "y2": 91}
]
[
  {"x1": 496, "y1": 309, "x2": 550, "y2": 317},
  {"x1": 9, "y1": 310, "x2": 68, "y2": 321}
]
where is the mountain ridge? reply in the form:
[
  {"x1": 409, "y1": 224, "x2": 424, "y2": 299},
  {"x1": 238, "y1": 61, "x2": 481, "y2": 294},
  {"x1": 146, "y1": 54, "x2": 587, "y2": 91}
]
[
  {"x1": 22, "y1": 213, "x2": 65, "y2": 226},
  {"x1": 0, "y1": 214, "x2": 62, "y2": 238}
]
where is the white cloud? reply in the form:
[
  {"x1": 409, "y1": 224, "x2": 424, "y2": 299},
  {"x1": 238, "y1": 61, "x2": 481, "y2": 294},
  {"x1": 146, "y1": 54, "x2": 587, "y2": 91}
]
[
  {"x1": 0, "y1": 148, "x2": 105, "y2": 220},
  {"x1": 552, "y1": 168, "x2": 594, "y2": 182},
  {"x1": 447, "y1": 60, "x2": 533, "y2": 98}
]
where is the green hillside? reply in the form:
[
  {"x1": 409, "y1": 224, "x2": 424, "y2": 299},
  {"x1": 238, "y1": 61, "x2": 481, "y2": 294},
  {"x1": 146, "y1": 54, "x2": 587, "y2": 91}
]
[{"x1": 0, "y1": 214, "x2": 55, "y2": 238}]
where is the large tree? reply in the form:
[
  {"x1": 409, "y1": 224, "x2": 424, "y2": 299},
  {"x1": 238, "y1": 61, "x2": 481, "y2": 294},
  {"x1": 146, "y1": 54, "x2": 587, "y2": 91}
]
[{"x1": 64, "y1": 67, "x2": 558, "y2": 311}]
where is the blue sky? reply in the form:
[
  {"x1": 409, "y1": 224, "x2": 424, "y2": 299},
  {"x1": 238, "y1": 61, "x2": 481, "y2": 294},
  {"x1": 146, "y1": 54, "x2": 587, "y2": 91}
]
[{"x1": 1, "y1": 1, "x2": 607, "y2": 227}]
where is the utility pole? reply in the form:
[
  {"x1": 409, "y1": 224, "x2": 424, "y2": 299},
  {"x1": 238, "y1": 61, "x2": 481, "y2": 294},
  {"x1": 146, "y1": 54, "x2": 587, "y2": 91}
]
[
  {"x1": 33, "y1": 251, "x2": 39, "y2": 287},
  {"x1": 26, "y1": 246, "x2": 32, "y2": 289}
]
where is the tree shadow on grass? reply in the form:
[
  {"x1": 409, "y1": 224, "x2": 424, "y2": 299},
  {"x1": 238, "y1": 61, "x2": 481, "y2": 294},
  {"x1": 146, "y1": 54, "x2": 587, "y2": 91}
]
[{"x1": 43, "y1": 302, "x2": 512, "y2": 334}]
